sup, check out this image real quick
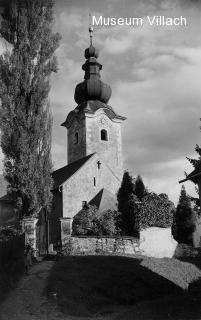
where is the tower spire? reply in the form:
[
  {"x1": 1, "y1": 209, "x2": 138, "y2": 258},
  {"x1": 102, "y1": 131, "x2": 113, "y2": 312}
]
[
  {"x1": 89, "y1": 13, "x2": 93, "y2": 46},
  {"x1": 74, "y1": 24, "x2": 112, "y2": 105}
]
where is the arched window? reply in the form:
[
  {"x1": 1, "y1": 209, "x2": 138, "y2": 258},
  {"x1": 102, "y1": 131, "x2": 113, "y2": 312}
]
[
  {"x1": 101, "y1": 129, "x2": 108, "y2": 141},
  {"x1": 74, "y1": 132, "x2": 78, "y2": 144},
  {"x1": 93, "y1": 177, "x2": 96, "y2": 186}
]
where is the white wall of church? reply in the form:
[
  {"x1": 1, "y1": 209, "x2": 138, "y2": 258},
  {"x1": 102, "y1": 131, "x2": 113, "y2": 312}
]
[
  {"x1": 62, "y1": 154, "x2": 120, "y2": 219},
  {"x1": 67, "y1": 115, "x2": 86, "y2": 164},
  {"x1": 85, "y1": 111, "x2": 123, "y2": 181}
]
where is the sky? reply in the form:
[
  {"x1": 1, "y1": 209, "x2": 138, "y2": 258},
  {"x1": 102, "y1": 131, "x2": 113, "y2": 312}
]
[{"x1": 1, "y1": 0, "x2": 201, "y2": 205}]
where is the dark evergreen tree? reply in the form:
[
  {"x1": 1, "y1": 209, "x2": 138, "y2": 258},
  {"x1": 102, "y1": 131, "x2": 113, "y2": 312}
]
[
  {"x1": 0, "y1": 0, "x2": 61, "y2": 218},
  {"x1": 127, "y1": 194, "x2": 140, "y2": 237},
  {"x1": 117, "y1": 171, "x2": 133, "y2": 213},
  {"x1": 172, "y1": 185, "x2": 196, "y2": 245},
  {"x1": 117, "y1": 171, "x2": 139, "y2": 235},
  {"x1": 187, "y1": 144, "x2": 201, "y2": 170},
  {"x1": 134, "y1": 174, "x2": 146, "y2": 201}
]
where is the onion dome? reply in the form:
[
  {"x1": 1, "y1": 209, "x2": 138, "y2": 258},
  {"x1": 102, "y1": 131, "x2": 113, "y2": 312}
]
[{"x1": 74, "y1": 27, "x2": 112, "y2": 105}]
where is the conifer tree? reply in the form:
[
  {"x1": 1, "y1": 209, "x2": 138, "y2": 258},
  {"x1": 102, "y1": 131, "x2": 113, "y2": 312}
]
[
  {"x1": 187, "y1": 144, "x2": 201, "y2": 170},
  {"x1": 172, "y1": 185, "x2": 196, "y2": 245},
  {"x1": 134, "y1": 174, "x2": 146, "y2": 201},
  {"x1": 117, "y1": 171, "x2": 134, "y2": 215},
  {"x1": 0, "y1": 0, "x2": 61, "y2": 218},
  {"x1": 117, "y1": 171, "x2": 138, "y2": 235}
]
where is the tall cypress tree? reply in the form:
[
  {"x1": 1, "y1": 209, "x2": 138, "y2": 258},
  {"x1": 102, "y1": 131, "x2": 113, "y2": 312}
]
[
  {"x1": 134, "y1": 174, "x2": 146, "y2": 201},
  {"x1": 0, "y1": 0, "x2": 61, "y2": 218},
  {"x1": 172, "y1": 185, "x2": 196, "y2": 245},
  {"x1": 117, "y1": 171, "x2": 136, "y2": 235}
]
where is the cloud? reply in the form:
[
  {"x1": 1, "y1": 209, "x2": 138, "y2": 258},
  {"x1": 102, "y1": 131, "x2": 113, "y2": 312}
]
[{"x1": 49, "y1": 1, "x2": 201, "y2": 204}]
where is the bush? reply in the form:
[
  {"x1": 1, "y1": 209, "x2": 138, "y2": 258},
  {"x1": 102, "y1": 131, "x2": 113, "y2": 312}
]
[
  {"x1": 72, "y1": 206, "x2": 119, "y2": 236},
  {"x1": 72, "y1": 205, "x2": 98, "y2": 235},
  {"x1": 97, "y1": 210, "x2": 120, "y2": 236},
  {"x1": 139, "y1": 192, "x2": 175, "y2": 229}
]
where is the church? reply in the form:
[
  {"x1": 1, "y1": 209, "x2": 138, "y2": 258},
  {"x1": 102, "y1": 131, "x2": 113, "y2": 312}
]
[{"x1": 49, "y1": 28, "x2": 126, "y2": 245}]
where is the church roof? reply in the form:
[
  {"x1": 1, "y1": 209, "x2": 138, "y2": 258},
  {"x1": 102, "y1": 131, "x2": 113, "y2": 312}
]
[
  {"x1": 89, "y1": 188, "x2": 117, "y2": 213},
  {"x1": 52, "y1": 154, "x2": 94, "y2": 190}
]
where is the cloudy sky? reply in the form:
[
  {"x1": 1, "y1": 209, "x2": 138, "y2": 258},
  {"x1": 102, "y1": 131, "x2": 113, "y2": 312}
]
[{"x1": 1, "y1": 0, "x2": 201, "y2": 204}]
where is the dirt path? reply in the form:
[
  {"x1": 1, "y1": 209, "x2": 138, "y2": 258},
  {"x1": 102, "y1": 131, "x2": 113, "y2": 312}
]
[
  {"x1": 0, "y1": 260, "x2": 66, "y2": 320},
  {"x1": 0, "y1": 260, "x2": 115, "y2": 320}
]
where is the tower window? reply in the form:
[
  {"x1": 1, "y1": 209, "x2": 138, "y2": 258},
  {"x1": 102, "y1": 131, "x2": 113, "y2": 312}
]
[
  {"x1": 93, "y1": 177, "x2": 96, "y2": 186},
  {"x1": 74, "y1": 132, "x2": 78, "y2": 144},
  {"x1": 101, "y1": 129, "x2": 108, "y2": 141}
]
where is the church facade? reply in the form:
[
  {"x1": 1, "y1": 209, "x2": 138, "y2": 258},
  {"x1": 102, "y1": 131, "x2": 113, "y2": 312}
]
[{"x1": 50, "y1": 30, "x2": 126, "y2": 245}]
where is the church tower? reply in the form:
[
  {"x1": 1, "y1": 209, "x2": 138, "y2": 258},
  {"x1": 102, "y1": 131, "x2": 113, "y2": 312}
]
[{"x1": 61, "y1": 27, "x2": 126, "y2": 181}]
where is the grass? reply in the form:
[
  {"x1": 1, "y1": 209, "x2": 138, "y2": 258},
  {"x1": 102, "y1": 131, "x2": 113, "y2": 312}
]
[{"x1": 45, "y1": 255, "x2": 201, "y2": 318}]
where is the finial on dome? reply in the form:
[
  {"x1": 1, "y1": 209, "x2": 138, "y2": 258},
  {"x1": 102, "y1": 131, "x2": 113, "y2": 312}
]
[
  {"x1": 85, "y1": 14, "x2": 99, "y2": 59},
  {"x1": 89, "y1": 13, "x2": 93, "y2": 46}
]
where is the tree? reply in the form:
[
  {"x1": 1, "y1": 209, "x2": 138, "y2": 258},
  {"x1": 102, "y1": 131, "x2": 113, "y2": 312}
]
[
  {"x1": 0, "y1": 0, "x2": 61, "y2": 218},
  {"x1": 117, "y1": 171, "x2": 135, "y2": 235},
  {"x1": 187, "y1": 144, "x2": 201, "y2": 170},
  {"x1": 172, "y1": 185, "x2": 196, "y2": 245},
  {"x1": 134, "y1": 175, "x2": 146, "y2": 201}
]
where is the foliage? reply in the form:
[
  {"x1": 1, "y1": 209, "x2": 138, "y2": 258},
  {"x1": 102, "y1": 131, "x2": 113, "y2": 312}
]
[
  {"x1": 0, "y1": 0, "x2": 61, "y2": 218},
  {"x1": 172, "y1": 185, "x2": 196, "y2": 245},
  {"x1": 97, "y1": 210, "x2": 120, "y2": 236},
  {"x1": 133, "y1": 175, "x2": 147, "y2": 201},
  {"x1": 72, "y1": 205, "x2": 98, "y2": 235},
  {"x1": 139, "y1": 192, "x2": 175, "y2": 229},
  {"x1": 117, "y1": 172, "x2": 174, "y2": 234},
  {"x1": 0, "y1": 226, "x2": 22, "y2": 241},
  {"x1": 187, "y1": 144, "x2": 201, "y2": 170},
  {"x1": 117, "y1": 171, "x2": 139, "y2": 236},
  {"x1": 117, "y1": 171, "x2": 133, "y2": 213},
  {"x1": 119, "y1": 194, "x2": 140, "y2": 237},
  {"x1": 186, "y1": 121, "x2": 201, "y2": 201},
  {"x1": 72, "y1": 205, "x2": 119, "y2": 236}
]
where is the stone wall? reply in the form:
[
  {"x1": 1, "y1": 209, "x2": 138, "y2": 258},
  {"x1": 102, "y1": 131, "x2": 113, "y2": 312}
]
[{"x1": 62, "y1": 236, "x2": 140, "y2": 255}]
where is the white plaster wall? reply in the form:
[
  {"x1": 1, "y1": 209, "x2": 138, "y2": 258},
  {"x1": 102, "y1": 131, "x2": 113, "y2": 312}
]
[
  {"x1": 140, "y1": 227, "x2": 178, "y2": 258},
  {"x1": 86, "y1": 111, "x2": 123, "y2": 181},
  {"x1": 62, "y1": 154, "x2": 120, "y2": 218}
]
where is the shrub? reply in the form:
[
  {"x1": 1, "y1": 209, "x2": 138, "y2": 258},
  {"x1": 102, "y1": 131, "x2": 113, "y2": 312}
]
[
  {"x1": 72, "y1": 206, "x2": 119, "y2": 236},
  {"x1": 139, "y1": 192, "x2": 175, "y2": 229},
  {"x1": 98, "y1": 210, "x2": 120, "y2": 236},
  {"x1": 72, "y1": 205, "x2": 98, "y2": 235}
]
